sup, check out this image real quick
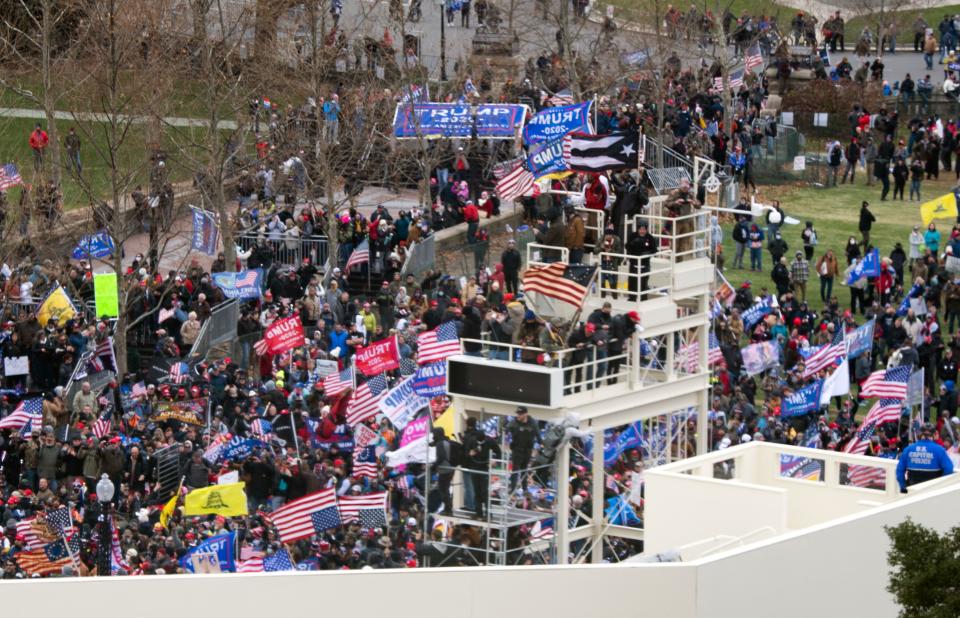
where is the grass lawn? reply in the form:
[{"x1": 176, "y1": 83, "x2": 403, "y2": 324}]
[
  {"x1": 846, "y1": 4, "x2": 960, "y2": 46},
  {"x1": 605, "y1": 0, "x2": 802, "y2": 26},
  {"x1": 716, "y1": 175, "x2": 959, "y2": 315},
  {"x1": 0, "y1": 115, "x2": 202, "y2": 210}
]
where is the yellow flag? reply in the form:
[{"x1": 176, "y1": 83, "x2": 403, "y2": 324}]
[
  {"x1": 183, "y1": 482, "x2": 248, "y2": 518},
  {"x1": 36, "y1": 285, "x2": 77, "y2": 327},
  {"x1": 920, "y1": 193, "x2": 958, "y2": 227},
  {"x1": 434, "y1": 406, "x2": 455, "y2": 438},
  {"x1": 159, "y1": 489, "x2": 179, "y2": 529}
]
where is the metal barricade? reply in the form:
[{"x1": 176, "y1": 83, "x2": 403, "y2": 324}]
[
  {"x1": 525, "y1": 242, "x2": 568, "y2": 266},
  {"x1": 400, "y1": 234, "x2": 436, "y2": 280},
  {"x1": 574, "y1": 207, "x2": 604, "y2": 253},
  {"x1": 236, "y1": 232, "x2": 328, "y2": 267},
  {"x1": 189, "y1": 299, "x2": 239, "y2": 361}
]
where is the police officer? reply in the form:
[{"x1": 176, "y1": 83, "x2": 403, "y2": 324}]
[
  {"x1": 896, "y1": 424, "x2": 955, "y2": 492},
  {"x1": 506, "y1": 406, "x2": 538, "y2": 489}
]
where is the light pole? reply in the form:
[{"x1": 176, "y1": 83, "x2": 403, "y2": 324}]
[
  {"x1": 96, "y1": 474, "x2": 115, "y2": 577},
  {"x1": 436, "y1": 0, "x2": 447, "y2": 81}
]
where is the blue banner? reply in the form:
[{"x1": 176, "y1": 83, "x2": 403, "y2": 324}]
[
  {"x1": 527, "y1": 137, "x2": 569, "y2": 179},
  {"x1": 71, "y1": 231, "x2": 115, "y2": 259},
  {"x1": 897, "y1": 283, "x2": 923, "y2": 317},
  {"x1": 191, "y1": 207, "x2": 220, "y2": 256},
  {"x1": 844, "y1": 319, "x2": 874, "y2": 360},
  {"x1": 604, "y1": 423, "x2": 645, "y2": 466},
  {"x1": 741, "y1": 297, "x2": 775, "y2": 329},
  {"x1": 393, "y1": 103, "x2": 526, "y2": 139},
  {"x1": 211, "y1": 269, "x2": 263, "y2": 299},
  {"x1": 523, "y1": 101, "x2": 592, "y2": 145},
  {"x1": 179, "y1": 532, "x2": 236, "y2": 572},
  {"x1": 846, "y1": 248, "x2": 879, "y2": 285},
  {"x1": 412, "y1": 362, "x2": 447, "y2": 398},
  {"x1": 222, "y1": 436, "x2": 267, "y2": 461},
  {"x1": 782, "y1": 380, "x2": 823, "y2": 417}
]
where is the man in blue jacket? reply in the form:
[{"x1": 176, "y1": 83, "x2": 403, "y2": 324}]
[{"x1": 896, "y1": 424, "x2": 955, "y2": 492}]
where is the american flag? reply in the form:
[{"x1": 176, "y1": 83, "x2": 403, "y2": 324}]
[
  {"x1": 712, "y1": 76, "x2": 724, "y2": 92},
  {"x1": 95, "y1": 338, "x2": 116, "y2": 372},
  {"x1": 345, "y1": 239, "x2": 370, "y2": 272},
  {"x1": 728, "y1": 69, "x2": 745, "y2": 89},
  {"x1": 548, "y1": 88, "x2": 575, "y2": 106},
  {"x1": 860, "y1": 366, "x2": 911, "y2": 400},
  {"x1": 16, "y1": 547, "x2": 72, "y2": 576},
  {"x1": 848, "y1": 460, "x2": 887, "y2": 488},
  {"x1": 346, "y1": 374, "x2": 388, "y2": 426},
  {"x1": 492, "y1": 156, "x2": 524, "y2": 180},
  {"x1": 263, "y1": 548, "x2": 295, "y2": 572},
  {"x1": 266, "y1": 488, "x2": 340, "y2": 543},
  {"x1": 16, "y1": 518, "x2": 46, "y2": 550},
  {"x1": 745, "y1": 43, "x2": 764, "y2": 70},
  {"x1": 522, "y1": 263, "x2": 597, "y2": 308},
  {"x1": 842, "y1": 420, "x2": 877, "y2": 455},
  {"x1": 676, "y1": 341, "x2": 698, "y2": 373},
  {"x1": 0, "y1": 163, "x2": 22, "y2": 191},
  {"x1": 236, "y1": 548, "x2": 265, "y2": 572},
  {"x1": 168, "y1": 361, "x2": 190, "y2": 384},
  {"x1": 416, "y1": 322, "x2": 461, "y2": 364},
  {"x1": 495, "y1": 160, "x2": 536, "y2": 203},
  {"x1": 130, "y1": 382, "x2": 148, "y2": 399},
  {"x1": 802, "y1": 329, "x2": 846, "y2": 378},
  {"x1": 323, "y1": 367, "x2": 354, "y2": 397},
  {"x1": 158, "y1": 307, "x2": 177, "y2": 323},
  {"x1": 338, "y1": 491, "x2": 388, "y2": 527},
  {"x1": 251, "y1": 418, "x2": 273, "y2": 439},
  {"x1": 0, "y1": 398, "x2": 43, "y2": 433},
  {"x1": 92, "y1": 410, "x2": 113, "y2": 439},
  {"x1": 862, "y1": 398, "x2": 904, "y2": 426},
  {"x1": 530, "y1": 519, "x2": 555, "y2": 541},
  {"x1": 253, "y1": 338, "x2": 268, "y2": 356},
  {"x1": 44, "y1": 507, "x2": 74, "y2": 535},
  {"x1": 352, "y1": 445, "x2": 379, "y2": 479},
  {"x1": 109, "y1": 518, "x2": 130, "y2": 574},
  {"x1": 708, "y1": 332, "x2": 725, "y2": 367}
]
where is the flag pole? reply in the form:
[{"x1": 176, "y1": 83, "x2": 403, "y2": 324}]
[
  {"x1": 289, "y1": 351, "x2": 301, "y2": 461},
  {"x1": 57, "y1": 516, "x2": 82, "y2": 574}
]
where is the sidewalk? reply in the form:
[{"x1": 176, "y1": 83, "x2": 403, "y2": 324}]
[{"x1": 0, "y1": 106, "x2": 237, "y2": 130}]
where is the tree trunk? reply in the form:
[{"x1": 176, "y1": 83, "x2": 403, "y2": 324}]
[{"x1": 41, "y1": 0, "x2": 61, "y2": 188}]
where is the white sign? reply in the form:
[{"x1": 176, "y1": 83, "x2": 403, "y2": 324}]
[
  {"x1": 780, "y1": 112, "x2": 794, "y2": 126},
  {"x1": 314, "y1": 359, "x2": 339, "y2": 379},
  {"x1": 793, "y1": 156, "x2": 806, "y2": 171},
  {"x1": 218, "y1": 470, "x2": 239, "y2": 485},
  {"x1": 3, "y1": 356, "x2": 28, "y2": 376},
  {"x1": 379, "y1": 374, "x2": 431, "y2": 430},
  {"x1": 814, "y1": 113, "x2": 828, "y2": 127}
]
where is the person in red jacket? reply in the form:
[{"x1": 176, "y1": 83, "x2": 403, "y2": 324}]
[
  {"x1": 29, "y1": 123, "x2": 49, "y2": 171},
  {"x1": 462, "y1": 200, "x2": 479, "y2": 243}
]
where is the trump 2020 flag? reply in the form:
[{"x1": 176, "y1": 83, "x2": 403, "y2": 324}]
[
  {"x1": 846, "y1": 248, "x2": 879, "y2": 285},
  {"x1": 211, "y1": 269, "x2": 263, "y2": 300},
  {"x1": 781, "y1": 381, "x2": 823, "y2": 418},
  {"x1": 190, "y1": 206, "x2": 220, "y2": 256},
  {"x1": 71, "y1": 231, "x2": 115, "y2": 260}
]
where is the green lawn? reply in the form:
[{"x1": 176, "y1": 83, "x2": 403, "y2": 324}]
[
  {"x1": 0, "y1": 116, "x2": 201, "y2": 210},
  {"x1": 717, "y1": 176, "x2": 958, "y2": 314},
  {"x1": 606, "y1": 0, "x2": 802, "y2": 28},
  {"x1": 846, "y1": 4, "x2": 960, "y2": 46}
]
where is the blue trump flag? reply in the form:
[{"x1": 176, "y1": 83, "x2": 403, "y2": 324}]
[
  {"x1": 844, "y1": 319, "x2": 874, "y2": 360},
  {"x1": 605, "y1": 496, "x2": 641, "y2": 526},
  {"x1": 782, "y1": 380, "x2": 824, "y2": 418},
  {"x1": 222, "y1": 436, "x2": 267, "y2": 461},
  {"x1": 526, "y1": 136, "x2": 569, "y2": 179},
  {"x1": 393, "y1": 103, "x2": 526, "y2": 139},
  {"x1": 190, "y1": 207, "x2": 220, "y2": 256},
  {"x1": 523, "y1": 101, "x2": 593, "y2": 145},
  {"x1": 846, "y1": 248, "x2": 879, "y2": 285},
  {"x1": 583, "y1": 422, "x2": 647, "y2": 466},
  {"x1": 71, "y1": 231, "x2": 115, "y2": 259},
  {"x1": 741, "y1": 297, "x2": 774, "y2": 329},
  {"x1": 211, "y1": 269, "x2": 263, "y2": 300},
  {"x1": 412, "y1": 362, "x2": 447, "y2": 398},
  {"x1": 897, "y1": 283, "x2": 923, "y2": 317},
  {"x1": 180, "y1": 532, "x2": 236, "y2": 572}
]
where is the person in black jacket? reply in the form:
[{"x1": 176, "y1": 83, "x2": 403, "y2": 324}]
[
  {"x1": 500, "y1": 239, "x2": 521, "y2": 294},
  {"x1": 462, "y1": 418, "x2": 501, "y2": 517},
  {"x1": 626, "y1": 221, "x2": 657, "y2": 299},
  {"x1": 430, "y1": 428, "x2": 459, "y2": 515},
  {"x1": 771, "y1": 257, "x2": 791, "y2": 297},
  {"x1": 505, "y1": 406, "x2": 538, "y2": 489},
  {"x1": 875, "y1": 136, "x2": 894, "y2": 201},
  {"x1": 859, "y1": 201, "x2": 876, "y2": 248}
]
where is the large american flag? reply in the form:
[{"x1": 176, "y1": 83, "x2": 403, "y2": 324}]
[
  {"x1": 323, "y1": 367, "x2": 354, "y2": 397},
  {"x1": 262, "y1": 549, "x2": 295, "y2": 572},
  {"x1": 416, "y1": 321, "x2": 461, "y2": 364},
  {"x1": 802, "y1": 330, "x2": 846, "y2": 378},
  {"x1": 842, "y1": 420, "x2": 877, "y2": 456},
  {"x1": 92, "y1": 410, "x2": 113, "y2": 439},
  {"x1": 0, "y1": 163, "x2": 22, "y2": 191},
  {"x1": 251, "y1": 418, "x2": 273, "y2": 440},
  {"x1": 16, "y1": 547, "x2": 72, "y2": 576},
  {"x1": 16, "y1": 517, "x2": 46, "y2": 550},
  {"x1": 338, "y1": 492, "x2": 388, "y2": 527},
  {"x1": 45, "y1": 507, "x2": 75, "y2": 536},
  {"x1": 0, "y1": 398, "x2": 43, "y2": 433},
  {"x1": 862, "y1": 398, "x2": 904, "y2": 426},
  {"x1": 352, "y1": 445, "x2": 379, "y2": 479},
  {"x1": 346, "y1": 374, "x2": 388, "y2": 426},
  {"x1": 522, "y1": 263, "x2": 597, "y2": 308},
  {"x1": 728, "y1": 69, "x2": 745, "y2": 89},
  {"x1": 676, "y1": 341, "x2": 698, "y2": 373},
  {"x1": 130, "y1": 382, "x2": 148, "y2": 399},
  {"x1": 345, "y1": 239, "x2": 370, "y2": 272},
  {"x1": 745, "y1": 43, "x2": 764, "y2": 71},
  {"x1": 860, "y1": 366, "x2": 911, "y2": 400},
  {"x1": 495, "y1": 160, "x2": 536, "y2": 202},
  {"x1": 236, "y1": 549, "x2": 265, "y2": 573},
  {"x1": 548, "y1": 88, "x2": 575, "y2": 106},
  {"x1": 848, "y1": 460, "x2": 887, "y2": 488},
  {"x1": 266, "y1": 488, "x2": 341, "y2": 543},
  {"x1": 530, "y1": 518, "x2": 555, "y2": 541}
]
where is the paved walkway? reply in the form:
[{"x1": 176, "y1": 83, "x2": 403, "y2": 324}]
[{"x1": 0, "y1": 106, "x2": 237, "y2": 129}]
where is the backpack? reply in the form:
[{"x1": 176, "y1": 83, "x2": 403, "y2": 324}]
[
  {"x1": 829, "y1": 146, "x2": 842, "y2": 166},
  {"x1": 733, "y1": 222, "x2": 748, "y2": 243}
]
